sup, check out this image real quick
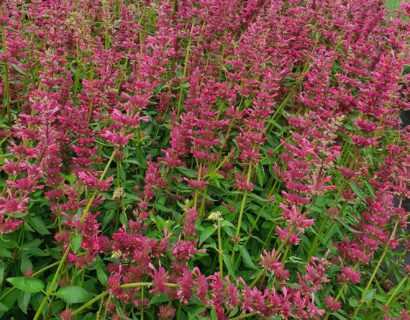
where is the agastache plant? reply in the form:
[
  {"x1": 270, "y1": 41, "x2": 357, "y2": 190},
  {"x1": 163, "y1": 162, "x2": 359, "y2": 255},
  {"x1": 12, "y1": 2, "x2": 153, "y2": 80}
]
[{"x1": 0, "y1": 0, "x2": 408, "y2": 320}]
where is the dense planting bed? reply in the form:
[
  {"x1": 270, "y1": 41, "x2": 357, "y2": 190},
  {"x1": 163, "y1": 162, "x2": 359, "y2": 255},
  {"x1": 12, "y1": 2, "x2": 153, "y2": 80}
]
[{"x1": 0, "y1": 0, "x2": 409, "y2": 319}]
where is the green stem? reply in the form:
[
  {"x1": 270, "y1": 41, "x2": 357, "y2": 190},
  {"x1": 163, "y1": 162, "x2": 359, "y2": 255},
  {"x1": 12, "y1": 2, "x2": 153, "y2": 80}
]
[
  {"x1": 81, "y1": 149, "x2": 117, "y2": 222},
  {"x1": 305, "y1": 200, "x2": 347, "y2": 263},
  {"x1": 1, "y1": 7, "x2": 11, "y2": 122},
  {"x1": 385, "y1": 274, "x2": 408, "y2": 307},
  {"x1": 218, "y1": 219, "x2": 224, "y2": 278},
  {"x1": 351, "y1": 221, "x2": 400, "y2": 319},
  {"x1": 71, "y1": 282, "x2": 178, "y2": 317},
  {"x1": 141, "y1": 286, "x2": 144, "y2": 320},
  {"x1": 33, "y1": 247, "x2": 70, "y2": 320},
  {"x1": 323, "y1": 283, "x2": 347, "y2": 320},
  {"x1": 250, "y1": 269, "x2": 265, "y2": 287},
  {"x1": 33, "y1": 149, "x2": 117, "y2": 320},
  {"x1": 193, "y1": 164, "x2": 202, "y2": 209},
  {"x1": 176, "y1": 23, "x2": 195, "y2": 115},
  {"x1": 0, "y1": 261, "x2": 60, "y2": 301},
  {"x1": 71, "y1": 291, "x2": 108, "y2": 317},
  {"x1": 231, "y1": 164, "x2": 252, "y2": 262}
]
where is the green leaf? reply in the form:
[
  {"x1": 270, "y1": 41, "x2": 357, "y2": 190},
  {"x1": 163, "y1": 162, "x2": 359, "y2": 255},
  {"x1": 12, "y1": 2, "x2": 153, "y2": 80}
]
[
  {"x1": 210, "y1": 308, "x2": 218, "y2": 320},
  {"x1": 0, "y1": 263, "x2": 4, "y2": 284},
  {"x1": 256, "y1": 165, "x2": 266, "y2": 186},
  {"x1": 18, "y1": 291, "x2": 31, "y2": 314},
  {"x1": 0, "y1": 302, "x2": 8, "y2": 312},
  {"x1": 20, "y1": 256, "x2": 33, "y2": 274},
  {"x1": 55, "y1": 286, "x2": 95, "y2": 304},
  {"x1": 199, "y1": 226, "x2": 216, "y2": 246},
  {"x1": 175, "y1": 166, "x2": 197, "y2": 178},
  {"x1": 238, "y1": 246, "x2": 257, "y2": 270},
  {"x1": 96, "y1": 258, "x2": 108, "y2": 286},
  {"x1": 149, "y1": 293, "x2": 169, "y2": 305},
  {"x1": 70, "y1": 233, "x2": 82, "y2": 254},
  {"x1": 364, "y1": 289, "x2": 376, "y2": 302},
  {"x1": 11, "y1": 63, "x2": 26, "y2": 75},
  {"x1": 348, "y1": 297, "x2": 358, "y2": 307},
  {"x1": 331, "y1": 312, "x2": 347, "y2": 320},
  {"x1": 223, "y1": 255, "x2": 236, "y2": 277},
  {"x1": 349, "y1": 181, "x2": 366, "y2": 200},
  {"x1": 28, "y1": 217, "x2": 50, "y2": 235},
  {"x1": 7, "y1": 277, "x2": 45, "y2": 293},
  {"x1": 154, "y1": 203, "x2": 173, "y2": 213}
]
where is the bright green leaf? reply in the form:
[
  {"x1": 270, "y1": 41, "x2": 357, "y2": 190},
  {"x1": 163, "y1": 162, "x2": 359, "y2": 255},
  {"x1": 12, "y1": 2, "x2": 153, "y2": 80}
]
[
  {"x1": 55, "y1": 286, "x2": 95, "y2": 304},
  {"x1": 70, "y1": 233, "x2": 82, "y2": 254},
  {"x1": 7, "y1": 277, "x2": 45, "y2": 293}
]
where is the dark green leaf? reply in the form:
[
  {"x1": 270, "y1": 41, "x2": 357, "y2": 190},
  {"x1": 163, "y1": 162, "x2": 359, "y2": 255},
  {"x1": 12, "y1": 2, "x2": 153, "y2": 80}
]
[
  {"x1": 0, "y1": 302, "x2": 8, "y2": 312},
  {"x1": 199, "y1": 226, "x2": 216, "y2": 246},
  {"x1": 29, "y1": 217, "x2": 50, "y2": 235},
  {"x1": 223, "y1": 255, "x2": 236, "y2": 277},
  {"x1": 238, "y1": 246, "x2": 257, "y2": 270},
  {"x1": 349, "y1": 181, "x2": 366, "y2": 200},
  {"x1": 18, "y1": 291, "x2": 31, "y2": 314},
  {"x1": 175, "y1": 166, "x2": 197, "y2": 178},
  {"x1": 0, "y1": 263, "x2": 4, "y2": 284}
]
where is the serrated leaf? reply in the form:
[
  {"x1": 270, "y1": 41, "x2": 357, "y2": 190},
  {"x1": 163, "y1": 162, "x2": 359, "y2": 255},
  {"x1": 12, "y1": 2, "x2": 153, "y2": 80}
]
[
  {"x1": 7, "y1": 277, "x2": 44, "y2": 293},
  {"x1": 55, "y1": 286, "x2": 95, "y2": 304},
  {"x1": 70, "y1": 233, "x2": 82, "y2": 254}
]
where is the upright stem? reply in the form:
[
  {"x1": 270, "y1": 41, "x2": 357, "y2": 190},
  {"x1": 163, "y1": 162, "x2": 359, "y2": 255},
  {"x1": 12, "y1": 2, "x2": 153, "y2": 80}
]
[
  {"x1": 33, "y1": 149, "x2": 117, "y2": 320},
  {"x1": 217, "y1": 219, "x2": 224, "y2": 279},
  {"x1": 1, "y1": 6, "x2": 11, "y2": 122},
  {"x1": 33, "y1": 248, "x2": 70, "y2": 320},
  {"x1": 176, "y1": 23, "x2": 195, "y2": 115},
  {"x1": 385, "y1": 274, "x2": 408, "y2": 307},
  {"x1": 231, "y1": 163, "x2": 252, "y2": 262},
  {"x1": 351, "y1": 220, "x2": 400, "y2": 319}
]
